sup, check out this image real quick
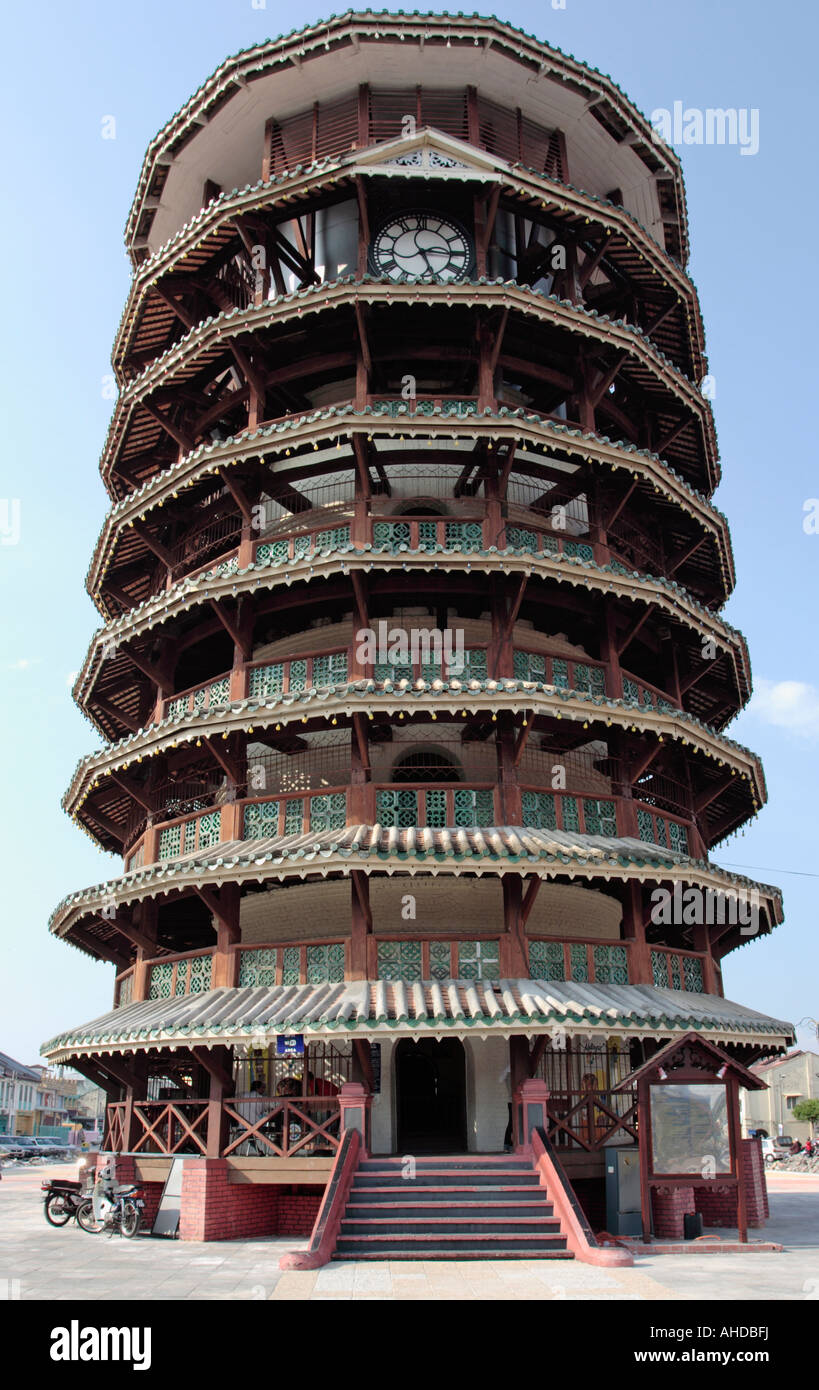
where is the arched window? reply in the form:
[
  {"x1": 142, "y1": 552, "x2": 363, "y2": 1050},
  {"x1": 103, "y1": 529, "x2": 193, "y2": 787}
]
[{"x1": 392, "y1": 749, "x2": 462, "y2": 783}]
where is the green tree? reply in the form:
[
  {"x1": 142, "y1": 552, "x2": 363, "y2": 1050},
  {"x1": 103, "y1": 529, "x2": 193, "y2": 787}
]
[{"x1": 791, "y1": 1099, "x2": 819, "y2": 1130}]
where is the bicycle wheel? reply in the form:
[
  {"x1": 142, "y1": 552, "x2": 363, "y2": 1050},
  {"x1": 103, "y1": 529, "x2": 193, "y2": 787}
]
[
  {"x1": 76, "y1": 1199, "x2": 104, "y2": 1233},
  {"x1": 120, "y1": 1201, "x2": 142, "y2": 1238},
  {"x1": 44, "y1": 1194, "x2": 73, "y2": 1227}
]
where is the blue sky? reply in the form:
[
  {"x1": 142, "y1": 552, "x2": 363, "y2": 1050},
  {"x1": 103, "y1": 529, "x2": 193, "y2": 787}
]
[{"x1": 1, "y1": 0, "x2": 816, "y2": 1062}]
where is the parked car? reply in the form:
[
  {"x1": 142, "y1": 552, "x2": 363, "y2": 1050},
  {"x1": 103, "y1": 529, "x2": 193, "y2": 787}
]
[
  {"x1": 32, "y1": 1138, "x2": 69, "y2": 1158},
  {"x1": 1, "y1": 1137, "x2": 41, "y2": 1160},
  {"x1": 761, "y1": 1137, "x2": 786, "y2": 1166}
]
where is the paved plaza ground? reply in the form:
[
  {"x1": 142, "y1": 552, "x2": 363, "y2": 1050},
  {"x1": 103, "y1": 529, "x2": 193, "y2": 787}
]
[{"x1": 2, "y1": 1162, "x2": 817, "y2": 1301}]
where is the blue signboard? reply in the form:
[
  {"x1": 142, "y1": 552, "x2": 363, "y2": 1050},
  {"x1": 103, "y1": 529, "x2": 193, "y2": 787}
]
[{"x1": 276, "y1": 1034, "x2": 305, "y2": 1058}]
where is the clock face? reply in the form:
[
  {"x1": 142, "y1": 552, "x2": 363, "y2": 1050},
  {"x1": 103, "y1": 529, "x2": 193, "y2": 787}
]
[{"x1": 370, "y1": 211, "x2": 474, "y2": 283}]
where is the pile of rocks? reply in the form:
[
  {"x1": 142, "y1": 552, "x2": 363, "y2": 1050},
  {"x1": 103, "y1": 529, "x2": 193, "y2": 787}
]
[{"x1": 775, "y1": 1151, "x2": 819, "y2": 1173}]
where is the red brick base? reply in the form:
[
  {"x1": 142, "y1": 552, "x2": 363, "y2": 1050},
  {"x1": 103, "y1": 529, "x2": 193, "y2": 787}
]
[
  {"x1": 178, "y1": 1161, "x2": 324, "y2": 1242},
  {"x1": 94, "y1": 1155, "x2": 324, "y2": 1242},
  {"x1": 650, "y1": 1138, "x2": 769, "y2": 1238},
  {"x1": 651, "y1": 1185, "x2": 696, "y2": 1239}
]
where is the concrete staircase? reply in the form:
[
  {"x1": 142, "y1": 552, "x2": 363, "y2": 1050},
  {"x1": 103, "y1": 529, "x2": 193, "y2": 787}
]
[{"x1": 333, "y1": 1155, "x2": 575, "y2": 1260}]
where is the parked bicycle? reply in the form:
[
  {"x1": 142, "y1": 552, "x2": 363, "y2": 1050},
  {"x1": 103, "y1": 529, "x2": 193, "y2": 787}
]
[{"x1": 76, "y1": 1175, "x2": 145, "y2": 1238}]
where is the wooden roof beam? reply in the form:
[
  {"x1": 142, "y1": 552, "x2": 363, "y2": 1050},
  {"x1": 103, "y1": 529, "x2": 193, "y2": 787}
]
[
  {"x1": 208, "y1": 599, "x2": 252, "y2": 659},
  {"x1": 131, "y1": 521, "x2": 174, "y2": 569},
  {"x1": 141, "y1": 401, "x2": 194, "y2": 453},
  {"x1": 616, "y1": 603, "x2": 655, "y2": 657},
  {"x1": 68, "y1": 926, "x2": 128, "y2": 970},
  {"x1": 108, "y1": 770, "x2": 155, "y2": 814},
  {"x1": 218, "y1": 467, "x2": 254, "y2": 524},
  {"x1": 121, "y1": 644, "x2": 173, "y2": 694}
]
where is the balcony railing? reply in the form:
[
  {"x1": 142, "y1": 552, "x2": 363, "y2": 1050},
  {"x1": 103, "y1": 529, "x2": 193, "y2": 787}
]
[
  {"x1": 528, "y1": 938, "x2": 631, "y2": 986},
  {"x1": 113, "y1": 936, "x2": 712, "y2": 1025},
  {"x1": 650, "y1": 945, "x2": 705, "y2": 993},
  {"x1": 125, "y1": 776, "x2": 695, "y2": 868},
  {"x1": 103, "y1": 1096, "x2": 341, "y2": 1158}
]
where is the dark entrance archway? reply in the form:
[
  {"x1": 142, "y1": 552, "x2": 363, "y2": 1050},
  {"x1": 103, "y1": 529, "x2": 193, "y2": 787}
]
[{"x1": 395, "y1": 1038, "x2": 467, "y2": 1154}]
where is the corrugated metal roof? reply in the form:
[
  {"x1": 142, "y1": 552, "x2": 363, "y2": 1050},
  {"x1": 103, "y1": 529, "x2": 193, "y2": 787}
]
[
  {"x1": 0, "y1": 1051, "x2": 42, "y2": 1080},
  {"x1": 41, "y1": 979, "x2": 794, "y2": 1061},
  {"x1": 51, "y1": 823, "x2": 782, "y2": 933}
]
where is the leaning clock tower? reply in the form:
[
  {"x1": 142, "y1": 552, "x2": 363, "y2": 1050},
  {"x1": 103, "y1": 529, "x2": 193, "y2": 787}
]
[{"x1": 44, "y1": 12, "x2": 790, "y2": 1254}]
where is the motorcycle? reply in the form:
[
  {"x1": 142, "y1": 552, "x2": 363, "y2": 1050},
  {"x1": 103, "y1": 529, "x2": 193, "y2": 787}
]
[
  {"x1": 76, "y1": 1175, "x2": 145, "y2": 1238},
  {"x1": 41, "y1": 1178, "x2": 89, "y2": 1227}
]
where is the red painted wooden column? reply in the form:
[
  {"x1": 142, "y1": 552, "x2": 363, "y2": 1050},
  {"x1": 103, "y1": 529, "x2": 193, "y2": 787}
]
[{"x1": 622, "y1": 880, "x2": 652, "y2": 985}]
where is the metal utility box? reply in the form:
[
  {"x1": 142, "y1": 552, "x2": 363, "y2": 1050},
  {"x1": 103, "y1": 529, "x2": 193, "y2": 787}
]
[{"x1": 605, "y1": 1146, "x2": 642, "y2": 1236}]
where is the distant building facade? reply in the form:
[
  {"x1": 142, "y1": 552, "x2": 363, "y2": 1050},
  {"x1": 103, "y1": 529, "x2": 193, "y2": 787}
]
[{"x1": 744, "y1": 1052, "x2": 819, "y2": 1140}]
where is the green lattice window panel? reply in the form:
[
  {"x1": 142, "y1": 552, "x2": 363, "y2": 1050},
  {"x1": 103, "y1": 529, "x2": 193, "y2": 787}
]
[
  {"x1": 429, "y1": 941, "x2": 452, "y2": 980},
  {"x1": 668, "y1": 820, "x2": 689, "y2": 855},
  {"x1": 306, "y1": 943, "x2": 345, "y2": 984},
  {"x1": 457, "y1": 940, "x2": 500, "y2": 981},
  {"x1": 287, "y1": 659, "x2": 308, "y2": 692},
  {"x1": 373, "y1": 522, "x2": 410, "y2": 553},
  {"x1": 292, "y1": 535, "x2": 310, "y2": 559},
  {"x1": 670, "y1": 955, "x2": 682, "y2": 990},
  {"x1": 683, "y1": 956, "x2": 704, "y2": 993},
  {"x1": 528, "y1": 939, "x2": 565, "y2": 981},
  {"x1": 521, "y1": 791, "x2": 557, "y2": 831},
  {"x1": 622, "y1": 679, "x2": 640, "y2": 704},
  {"x1": 314, "y1": 526, "x2": 350, "y2": 552},
  {"x1": 506, "y1": 526, "x2": 539, "y2": 553},
  {"x1": 459, "y1": 648, "x2": 488, "y2": 681},
  {"x1": 189, "y1": 956, "x2": 212, "y2": 994},
  {"x1": 208, "y1": 677, "x2": 230, "y2": 706},
  {"x1": 454, "y1": 789, "x2": 494, "y2": 827},
  {"x1": 583, "y1": 799, "x2": 617, "y2": 837},
  {"x1": 377, "y1": 939, "x2": 423, "y2": 981},
  {"x1": 312, "y1": 652, "x2": 348, "y2": 686},
  {"x1": 514, "y1": 650, "x2": 547, "y2": 683},
  {"x1": 563, "y1": 539, "x2": 594, "y2": 561},
  {"x1": 128, "y1": 845, "x2": 144, "y2": 873},
  {"x1": 424, "y1": 789, "x2": 447, "y2": 827},
  {"x1": 593, "y1": 945, "x2": 629, "y2": 985},
  {"x1": 418, "y1": 521, "x2": 438, "y2": 551},
  {"x1": 309, "y1": 793, "x2": 346, "y2": 832},
  {"x1": 284, "y1": 799, "x2": 305, "y2": 835},
  {"x1": 445, "y1": 521, "x2": 482, "y2": 552},
  {"x1": 243, "y1": 799, "x2": 280, "y2": 839},
  {"x1": 562, "y1": 796, "x2": 580, "y2": 832},
  {"x1": 651, "y1": 951, "x2": 669, "y2": 988},
  {"x1": 158, "y1": 823, "x2": 183, "y2": 860},
  {"x1": 238, "y1": 948, "x2": 278, "y2": 988},
  {"x1": 197, "y1": 812, "x2": 221, "y2": 850},
  {"x1": 441, "y1": 398, "x2": 476, "y2": 417},
  {"x1": 256, "y1": 539, "x2": 289, "y2": 565},
  {"x1": 377, "y1": 789, "x2": 416, "y2": 828},
  {"x1": 248, "y1": 662, "x2": 284, "y2": 698},
  {"x1": 374, "y1": 659, "x2": 413, "y2": 684},
  {"x1": 174, "y1": 959, "x2": 188, "y2": 996},
  {"x1": 552, "y1": 659, "x2": 569, "y2": 688},
  {"x1": 570, "y1": 944, "x2": 589, "y2": 982},
  {"x1": 148, "y1": 963, "x2": 173, "y2": 1001},
  {"x1": 282, "y1": 947, "x2": 301, "y2": 986},
  {"x1": 573, "y1": 664, "x2": 606, "y2": 697}
]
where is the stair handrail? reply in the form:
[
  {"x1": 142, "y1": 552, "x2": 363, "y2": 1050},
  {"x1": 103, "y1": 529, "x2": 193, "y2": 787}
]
[
  {"x1": 279, "y1": 1127, "x2": 361, "y2": 1270},
  {"x1": 531, "y1": 1127, "x2": 633, "y2": 1267}
]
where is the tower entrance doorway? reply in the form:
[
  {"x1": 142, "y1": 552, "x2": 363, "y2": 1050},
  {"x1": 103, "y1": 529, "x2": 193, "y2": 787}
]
[{"x1": 395, "y1": 1038, "x2": 467, "y2": 1154}]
